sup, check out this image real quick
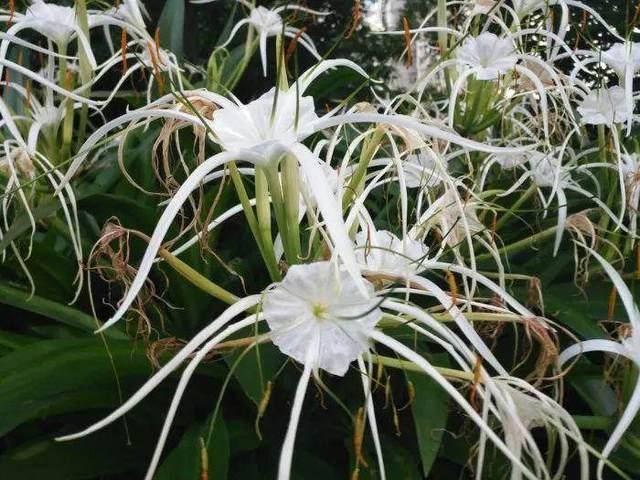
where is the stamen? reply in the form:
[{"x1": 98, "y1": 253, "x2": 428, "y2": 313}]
[
  {"x1": 403, "y1": 17, "x2": 413, "y2": 67},
  {"x1": 147, "y1": 41, "x2": 165, "y2": 94},
  {"x1": 345, "y1": 0, "x2": 361, "y2": 39},
  {"x1": 285, "y1": 27, "x2": 306, "y2": 66},
  {"x1": 154, "y1": 27, "x2": 166, "y2": 67},
  {"x1": 7, "y1": 0, "x2": 14, "y2": 26},
  {"x1": 199, "y1": 437, "x2": 209, "y2": 480},
  {"x1": 446, "y1": 270, "x2": 458, "y2": 306},
  {"x1": 352, "y1": 406, "x2": 369, "y2": 474},
  {"x1": 121, "y1": 29, "x2": 128, "y2": 72},
  {"x1": 255, "y1": 381, "x2": 273, "y2": 441}
]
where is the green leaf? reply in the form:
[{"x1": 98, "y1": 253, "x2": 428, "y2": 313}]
[
  {"x1": 0, "y1": 338, "x2": 151, "y2": 436},
  {"x1": 0, "y1": 430, "x2": 147, "y2": 480},
  {"x1": 225, "y1": 342, "x2": 284, "y2": 406},
  {"x1": 0, "y1": 282, "x2": 126, "y2": 339},
  {"x1": 156, "y1": 410, "x2": 229, "y2": 480},
  {"x1": 158, "y1": 0, "x2": 185, "y2": 60},
  {"x1": 407, "y1": 354, "x2": 449, "y2": 477}
]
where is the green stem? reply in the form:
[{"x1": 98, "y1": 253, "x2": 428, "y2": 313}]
[
  {"x1": 475, "y1": 225, "x2": 557, "y2": 263},
  {"x1": 228, "y1": 162, "x2": 281, "y2": 281},
  {"x1": 342, "y1": 128, "x2": 384, "y2": 211},
  {"x1": 373, "y1": 354, "x2": 473, "y2": 381},
  {"x1": 572, "y1": 415, "x2": 613, "y2": 430},
  {"x1": 158, "y1": 248, "x2": 240, "y2": 307},
  {"x1": 495, "y1": 183, "x2": 537, "y2": 232},
  {"x1": 264, "y1": 164, "x2": 295, "y2": 264}
]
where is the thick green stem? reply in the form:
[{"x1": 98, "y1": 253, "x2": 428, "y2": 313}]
[
  {"x1": 373, "y1": 354, "x2": 474, "y2": 381},
  {"x1": 228, "y1": 162, "x2": 281, "y2": 281},
  {"x1": 158, "y1": 248, "x2": 240, "y2": 306},
  {"x1": 495, "y1": 183, "x2": 537, "y2": 232},
  {"x1": 282, "y1": 155, "x2": 301, "y2": 260},
  {"x1": 475, "y1": 225, "x2": 557, "y2": 263},
  {"x1": 572, "y1": 415, "x2": 613, "y2": 430},
  {"x1": 342, "y1": 128, "x2": 384, "y2": 211},
  {"x1": 264, "y1": 164, "x2": 296, "y2": 264}
]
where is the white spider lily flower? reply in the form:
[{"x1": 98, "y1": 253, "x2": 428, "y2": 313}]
[
  {"x1": 528, "y1": 152, "x2": 570, "y2": 188},
  {"x1": 471, "y1": 0, "x2": 497, "y2": 15},
  {"x1": 601, "y1": 42, "x2": 640, "y2": 135},
  {"x1": 263, "y1": 261, "x2": 382, "y2": 376},
  {"x1": 421, "y1": 189, "x2": 485, "y2": 248},
  {"x1": 577, "y1": 86, "x2": 633, "y2": 126},
  {"x1": 23, "y1": 1, "x2": 79, "y2": 47},
  {"x1": 61, "y1": 58, "x2": 534, "y2": 333},
  {"x1": 511, "y1": 0, "x2": 547, "y2": 17},
  {"x1": 403, "y1": 151, "x2": 445, "y2": 188},
  {"x1": 112, "y1": 0, "x2": 147, "y2": 32},
  {"x1": 209, "y1": 87, "x2": 320, "y2": 166},
  {"x1": 196, "y1": 0, "x2": 328, "y2": 76},
  {"x1": 602, "y1": 42, "x2": 640, "y2": 78},
  {"x1": 354, "y1": 229, "x2": 428, "y2": 274},
  {"x1": 480, "y1": 377, "x2": 590, "y2": 480},
  {"x1": 456, "y1": 33, "x2": 517, "y2": 80},
  {"x1": 1, "y1": 1, "x2": 96, "y2": 68},
  {"x1": 0, "y1": 140, "x2": 83, "y2": 301},
  {"x1": 560, "y1": 246, "x2": 640, "y2": 480}
]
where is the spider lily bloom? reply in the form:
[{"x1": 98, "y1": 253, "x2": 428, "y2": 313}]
[
  {"x1": 0, "y1": 0, "x2": 97, "y2": 73},
  {"x1": 193, "y1": 0, "x2": 328, "y2": 76},
  {"x1": 60, "y1": 58, "x2": 534, "y2": 333},
  {"x1": 495, "y1": 150, "x2": 630, "y2": 256},
  {"x1": 0, "y1": 141, "x2": 83, "y2": 301},
  {"x1": 354, "y1": 228, "x2": 428, "y2": 275},
  {"x1": 578, "y1": 86, "x2": 635, "y2": 224},
  {"x1": 577, "y1": 86, "x2": 634, "y2": 127},
  {"x1": 600, "y1": 43, "x2": 640, "y2": 135},
  {"x1": 560, "y1": 247, "x2": 640, "y2": 479},
  {"x1": 446, "y1": 32, "x2": 557, "y2": 139},
  {"x1": 456, "y1": 33, "x2": 517, "y2": 81},
  {"x1": 477, "y1": 376, "x2": 590, "y2": 480},
  {"x1": 57, "y1": 260, "x2": 544, "y2": 480},
  {"x1": 413, "y1": 188, "x2": 485, "y2": 250},
  {"x1": 471, "y1": 0, "x2": 497, "y2": 15},
  {"x1": 621, "y1": 153, "x2": 640, "y2": 238}
]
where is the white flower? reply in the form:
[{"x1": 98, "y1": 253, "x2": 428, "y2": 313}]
[
  {"x1": 355, "y1": 229, "x2": 428, "y2": 274},
  {"x1": 263, "y1": 262, "x2": 382, "y2": 376},
  {"x1": 489, "y1": 378, "x2": 589, "y2": 480},
  {"x1": 560, "y1": 248, "x2": 640, "y2": 478},
  {"x1": 430, "y1": 189, "x2": 485, "y2": 247},
  {"x1": 602, "y1": 42, "x2": 640, "y2": 77},
  {"x1": 23, "y1": 0, "x2": 77, "y2": 46},
  {"x1": 205, "y1": 1, "x2": 326, "y2": 76},
  {"x1": 621, "y1": 153, "x2": 640, "y2": 179},
  {"x1": 113, "y1": 0, "x2": 147, "y2": 31},
  {"x1": 494, "y1": 152, "x2": 529, "y2": 170},
  {"x1": 512, "y1": 0, "x2": 546, "y2": 16},
  {"x1": 209, "y1": 88, "x2": 320, "y2": 166},
  {"x1": 248, "y1": 6, "x2": 283, "y2": 36},
  {"x1": 472, "y1": 0, "x2": 496, "y2": 15},
  {"x1": 528, "y1": 152, "x2": 569, "y2": 188},
  {"x1": 403, "y1": 151, "x2": 445, "y2": 188},
  {"x1": 577, "y1": 86, "x2": 633, "y2": 126},
  {"x1": 457, "y1": 33, "x2": 517, "y2": 80}
]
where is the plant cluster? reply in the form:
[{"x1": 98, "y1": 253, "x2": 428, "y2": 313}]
[{"x1": 1, "y1": 0, "x2": 640, "y2": 479}]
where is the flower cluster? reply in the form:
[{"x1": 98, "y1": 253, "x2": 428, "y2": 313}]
[{"x1": 3, "y1": 0, "x2": 640, "y2": 479}]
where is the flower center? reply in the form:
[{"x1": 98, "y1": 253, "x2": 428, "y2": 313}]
[{"x1": 312, "y1": 303, "x2": 329, "y2": 320}]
